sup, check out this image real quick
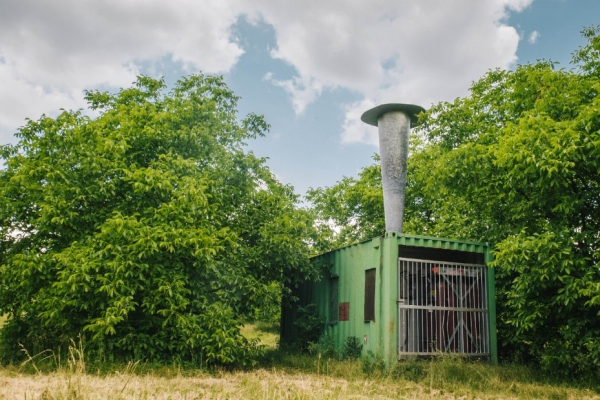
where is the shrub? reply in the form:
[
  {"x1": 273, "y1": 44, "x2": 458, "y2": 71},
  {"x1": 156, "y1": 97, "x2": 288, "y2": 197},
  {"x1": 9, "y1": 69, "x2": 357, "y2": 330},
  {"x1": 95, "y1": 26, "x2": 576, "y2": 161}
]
[
  {"x1": 342, "y1": 336, "x2": 363, "y2": 359},
  {"x1": 292, "y1": 304, "x2": 324, "y2": 352}
]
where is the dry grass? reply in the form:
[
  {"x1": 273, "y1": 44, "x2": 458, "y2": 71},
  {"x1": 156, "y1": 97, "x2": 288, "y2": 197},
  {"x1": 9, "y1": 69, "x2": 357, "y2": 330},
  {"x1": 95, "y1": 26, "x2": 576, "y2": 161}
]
[
  {"x1": 1, "y1": 364, "x2": 599, "y2": 400},
  {"x1": 0, "y1": 323, "x2": 598, "y2": 399}
]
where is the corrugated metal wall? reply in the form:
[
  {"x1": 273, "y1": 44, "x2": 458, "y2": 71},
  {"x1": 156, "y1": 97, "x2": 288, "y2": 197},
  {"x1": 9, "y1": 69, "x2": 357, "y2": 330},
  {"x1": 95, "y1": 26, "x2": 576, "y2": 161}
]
[{"x1": 281, "y1": 233, "x2": 497, "y2": 364}]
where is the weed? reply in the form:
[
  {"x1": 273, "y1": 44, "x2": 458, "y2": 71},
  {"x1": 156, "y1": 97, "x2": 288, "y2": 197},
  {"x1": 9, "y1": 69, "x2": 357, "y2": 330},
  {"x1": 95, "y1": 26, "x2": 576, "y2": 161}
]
[
  {"x1": 308, "y1": 333, "x2": 337, "y2": 359},
  {"x1": 2, "y1": 355, "x2": 600, "y2": 399},
  {"x1": 18, "y1": 344, "x2": 55, "y2": 374},
  {"x1": 342, "y1": 336, "x2": 363, "y2": 360},
  {"x1": 291, "y1": 304, "x2": 324, "y2": 352},
  {"x1": 361, "y1": 351, "x2": 385, "y2": 375},
  {"x1": 393, "y1": 359, "x2": 428, "y2": 382},
  {"x1": 67, "y1": 336, "x2": 86, "y2": 374},
  {"x1": 3, "y1": 331, "x2": 600, "y2": 399}
]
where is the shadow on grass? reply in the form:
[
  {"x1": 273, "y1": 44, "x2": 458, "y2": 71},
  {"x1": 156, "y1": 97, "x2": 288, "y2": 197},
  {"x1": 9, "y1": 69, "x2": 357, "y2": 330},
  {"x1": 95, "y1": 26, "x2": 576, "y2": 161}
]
[{"x1": 253, "y1": 321, "x2": 280, "y2": 336}]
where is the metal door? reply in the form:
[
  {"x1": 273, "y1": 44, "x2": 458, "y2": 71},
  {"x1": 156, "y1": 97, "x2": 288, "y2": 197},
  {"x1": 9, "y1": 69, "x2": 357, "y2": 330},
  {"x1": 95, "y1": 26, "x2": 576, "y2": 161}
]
[{"x1": 398, "y1": 258, "x2": 490, "y2": 357}]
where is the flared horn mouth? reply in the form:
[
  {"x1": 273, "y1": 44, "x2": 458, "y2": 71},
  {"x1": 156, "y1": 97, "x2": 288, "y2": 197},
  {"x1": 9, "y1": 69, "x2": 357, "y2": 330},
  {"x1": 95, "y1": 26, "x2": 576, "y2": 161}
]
[{"x1": 361, "y1": 103, "x2": 424, "y2": 233}]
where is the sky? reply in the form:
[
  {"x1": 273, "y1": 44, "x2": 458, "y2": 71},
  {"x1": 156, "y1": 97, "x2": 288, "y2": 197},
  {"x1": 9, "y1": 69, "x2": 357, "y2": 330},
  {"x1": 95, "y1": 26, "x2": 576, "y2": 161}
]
[{"x1": 0, "y1": 0, "x2": 598, "y2": 197}]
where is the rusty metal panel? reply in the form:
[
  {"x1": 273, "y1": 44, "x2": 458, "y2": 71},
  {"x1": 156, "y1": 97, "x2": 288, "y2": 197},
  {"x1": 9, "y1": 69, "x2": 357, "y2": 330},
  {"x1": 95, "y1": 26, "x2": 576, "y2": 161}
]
[{"x1": 339, "y1": 302, "x2": 349, "y2": 321}]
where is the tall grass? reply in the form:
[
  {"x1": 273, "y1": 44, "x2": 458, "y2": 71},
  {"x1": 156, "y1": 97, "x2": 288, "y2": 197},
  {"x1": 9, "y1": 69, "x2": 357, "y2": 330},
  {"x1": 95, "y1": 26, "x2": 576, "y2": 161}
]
[
  {"x1": 1, "y1": 322, "x2": 599, "y2": 399},
  {"x1": 3, "y1": 354, "x2": 599, "y2": 399}
]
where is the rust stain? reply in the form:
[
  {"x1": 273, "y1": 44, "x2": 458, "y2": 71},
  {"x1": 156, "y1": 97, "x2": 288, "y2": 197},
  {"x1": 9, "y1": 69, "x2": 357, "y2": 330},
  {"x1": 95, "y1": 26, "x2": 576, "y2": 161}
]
[
  {"x1": 339, "y1": 302, "x2": 350, "y2": 321},
  {"x1": 389, "y1": 320, "x2": 395, "y2": 334}
]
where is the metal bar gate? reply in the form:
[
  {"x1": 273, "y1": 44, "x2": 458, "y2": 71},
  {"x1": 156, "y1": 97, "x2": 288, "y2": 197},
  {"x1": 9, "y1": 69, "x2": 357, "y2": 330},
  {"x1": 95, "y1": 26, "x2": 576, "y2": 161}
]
[{"x1": 398, "y1": 258, "x2": 490, "y2": 358}]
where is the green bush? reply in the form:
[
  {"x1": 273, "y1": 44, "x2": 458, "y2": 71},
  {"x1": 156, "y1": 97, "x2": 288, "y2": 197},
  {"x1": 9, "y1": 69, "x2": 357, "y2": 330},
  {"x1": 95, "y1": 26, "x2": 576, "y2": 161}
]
[
  {"x1": 0, "y1": 75, "x2": 317, "y2": 366},
  {"x1": 392, "y1": 360, "x2": 428, "y2": 382},
  {"x1": 292, "y1": 304, "x2": 324, "y2": 352},
  {"x1": 361, "y1": 351, "x2": 385, "y2": 375},
  {"x1": 308, "y1": 334, "x2": 337, "y2": 359},
  {"x1": 250, "y1": 282, "x2": 282, "y2": 324},
  {"x1": 342, "y1": 336, "x2": 363, "y2": 360}
]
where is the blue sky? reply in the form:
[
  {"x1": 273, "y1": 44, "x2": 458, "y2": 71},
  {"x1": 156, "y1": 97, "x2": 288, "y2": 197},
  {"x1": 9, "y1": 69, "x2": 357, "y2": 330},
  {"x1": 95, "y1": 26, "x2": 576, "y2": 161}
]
[{"x1": 1, "y1": 0, "x2": 598, "y2": 196}]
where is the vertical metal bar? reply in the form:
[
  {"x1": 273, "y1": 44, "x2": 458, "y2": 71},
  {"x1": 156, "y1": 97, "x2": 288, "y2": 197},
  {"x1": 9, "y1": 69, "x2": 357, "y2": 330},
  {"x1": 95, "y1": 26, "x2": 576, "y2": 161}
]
[
  {"x1": 398, "y1": 259, "x2": 407, "y2": 356},
  {"x1": 426, "y1": 261, "x2": 430, "y2": 354},
  {"x1": 481, "y1": 267, "x2": 486, "y2": 354},
  {"x1": 417, "y1": 261, "x2": 421, "y2": 353},
  {"x1": 479, "y1": 275, "x2": 482, "y2": 354},
  {"x1": 398, "y1": 258, "x2": 491, "y2": 358},
  {"x1": 414, "y1": 261, "x2": 418, "y2": 353},
  {"x1": 410, "y1": 260, "x2": 415, "y2": 353},
  {"x1": 459, "y1": 264, "x2": 464, "y2": 354}
]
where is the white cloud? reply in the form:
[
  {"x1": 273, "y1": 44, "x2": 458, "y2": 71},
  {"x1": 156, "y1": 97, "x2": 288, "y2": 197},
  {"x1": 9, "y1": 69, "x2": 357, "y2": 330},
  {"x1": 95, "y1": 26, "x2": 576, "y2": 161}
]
[
  {"x1": 340, "y1": 99, "x2": 378, "y2": 146},
  {"x1": 0, "y1": 0, "x2": 533, "y2": 149},
  {"x1": 0, "y1": 0, "x2": 245, "y2": 143},
  {"x1": 263, "y1": 73, "x2": 322, "y2": 114},
  {"x1": 528, "y1": 30, "x2": 540, "y2": 44},
  {"x1": 244, "y1": 0, "x2": 532, "y2": 144},
  {"x1": 0, "y1": 61, "x2": 85, "y2": 137}
]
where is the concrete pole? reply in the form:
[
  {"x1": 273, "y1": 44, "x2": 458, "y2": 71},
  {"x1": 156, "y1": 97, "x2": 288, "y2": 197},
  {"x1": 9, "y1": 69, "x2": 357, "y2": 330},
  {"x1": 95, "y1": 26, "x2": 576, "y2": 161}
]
[{"x1": 361, "y1": 103, "x2": 424, "y2": 233}]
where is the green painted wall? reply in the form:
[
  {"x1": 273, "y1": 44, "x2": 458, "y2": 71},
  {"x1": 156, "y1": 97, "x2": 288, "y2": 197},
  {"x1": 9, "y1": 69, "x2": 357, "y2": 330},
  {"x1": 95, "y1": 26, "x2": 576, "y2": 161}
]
[{"x1": 310, "y1": 236, "x2": 385, "y2": 356}]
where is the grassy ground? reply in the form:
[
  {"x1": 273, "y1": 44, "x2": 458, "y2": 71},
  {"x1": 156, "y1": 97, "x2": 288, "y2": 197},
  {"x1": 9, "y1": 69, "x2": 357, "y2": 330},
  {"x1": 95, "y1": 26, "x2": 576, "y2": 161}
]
[
  {"x1": 240, "y1": 320, "x2": 279, "y2": 349},
  {"x1": 0, "y1": 322, "x2": 598, "y2": 399},
  {"x1": 1, "y1": 356, "x2": 599, "y2": 399}
]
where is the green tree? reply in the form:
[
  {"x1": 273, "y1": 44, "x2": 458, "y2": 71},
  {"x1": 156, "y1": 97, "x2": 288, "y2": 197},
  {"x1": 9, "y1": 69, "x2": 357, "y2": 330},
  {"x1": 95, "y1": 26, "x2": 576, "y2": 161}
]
[
  {"x1": 0, "y1": 74, "x2": 316, "y2": 366},
  {"x1": 306, "y1": 155, "x2": 384, "y2": 250},
  {"x1": 309, "y1": 27, "x2": 600, "y2": 376},
  {"x1": 416, "y1": 27, "x2": 600, "y2": 376}
]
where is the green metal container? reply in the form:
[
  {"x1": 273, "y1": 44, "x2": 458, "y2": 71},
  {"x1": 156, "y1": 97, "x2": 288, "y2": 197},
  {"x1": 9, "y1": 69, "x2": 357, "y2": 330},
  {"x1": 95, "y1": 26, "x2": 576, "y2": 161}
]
[{"x1": 281, "y1": 232, "x2": 497, "y2": 364}]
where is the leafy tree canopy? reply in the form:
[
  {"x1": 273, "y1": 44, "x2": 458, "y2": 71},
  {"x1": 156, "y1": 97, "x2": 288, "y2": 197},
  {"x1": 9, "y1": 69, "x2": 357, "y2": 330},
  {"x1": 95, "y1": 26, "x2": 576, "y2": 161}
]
[
  {"x1": 306, "y1": 154, "x2": 384, "y2": 250},
  {"x1": 0, "y1": 74, "x2": 317, "y2": 366},
  {"x1": 309, "y1": 26, "x2": 600, "y2": 376}
]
